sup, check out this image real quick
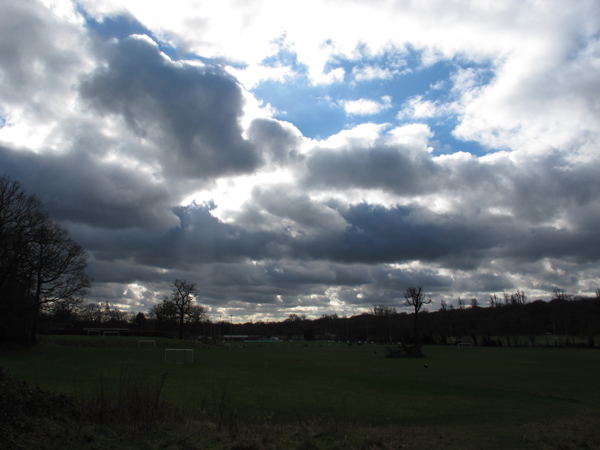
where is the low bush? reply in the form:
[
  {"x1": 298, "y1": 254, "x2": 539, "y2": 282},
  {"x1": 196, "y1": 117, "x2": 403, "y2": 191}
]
[
  {"x1": 0, "y1": 367, "x2": 76, "y2": 450},
  {"x1": 384, "y1": 344, "x2": 424, "y2": 358}
]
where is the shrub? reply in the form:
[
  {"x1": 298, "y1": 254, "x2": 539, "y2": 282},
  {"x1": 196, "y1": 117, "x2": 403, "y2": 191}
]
[
  {"x1": 0, "y1": 367, "x2": 76, "y2": 450},
  {"x1": 385, "y1": 344, "x2": 424, "y2": 358}
]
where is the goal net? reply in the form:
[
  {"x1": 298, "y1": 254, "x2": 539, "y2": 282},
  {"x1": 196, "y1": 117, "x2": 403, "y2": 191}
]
[
  {"x1": 164, "y1": 348, "x2": 194, "y2": 364},
  {"x1": 138, "y1": 340, "x2": 156, "y2": 349},
  {"x1": 103, "y1": 331, "x2": 120, "y2": 339}
]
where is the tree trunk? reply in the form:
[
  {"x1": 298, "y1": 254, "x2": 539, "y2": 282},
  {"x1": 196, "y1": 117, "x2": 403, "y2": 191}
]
[
  {"x1": 178, "y1": 312, "x2": 184, "y2": 340},
  {"x1": 30, "y1": 299, "x2": 40, "y2": 343},
  {"x1": 30, "y1": 271, "x2": 43, "y2": 343},
  {"x1": 414, "y1": 310, "x2": 419, "y2": 346}
]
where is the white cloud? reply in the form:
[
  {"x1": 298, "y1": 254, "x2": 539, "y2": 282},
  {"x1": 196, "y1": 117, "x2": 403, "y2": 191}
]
[
  {"x1": 397, "y1": 96, "x2": 446, "y2": 120},
  {"x1": 341, "y1": 96, "x2": 392, "y2": 116},
  {"x1": 226, "y1": 64, "x2": 294, "y2": 90},
  {"x1": 313, "y1": 67, "x2": 345, "y2": 85},
  {"x1": 452, "y1": 37, "x2": 600, "y2": 153},
  {"x1": 352, "y1": 65, "x2": 395, "y2": 81},
  {"x1": 387, "y1": 123, "x2": 433, "y2": 149},
  {"x1": 320, "y1": 122, "x2": 391, "y2": 150}
]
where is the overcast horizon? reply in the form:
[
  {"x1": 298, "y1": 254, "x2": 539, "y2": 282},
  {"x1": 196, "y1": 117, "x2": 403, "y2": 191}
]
[{"x1": 1, "y1": 0, "x2": 599, "y2": 322}]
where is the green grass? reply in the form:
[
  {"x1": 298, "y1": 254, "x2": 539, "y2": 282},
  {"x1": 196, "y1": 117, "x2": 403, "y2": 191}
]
[{"x1": 2, "y1": 337, "x2": 600, "y2": 449}]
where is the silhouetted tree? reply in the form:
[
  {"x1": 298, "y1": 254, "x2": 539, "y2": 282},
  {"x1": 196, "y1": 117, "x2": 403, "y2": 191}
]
[
  {"x1": 552, "y1": 289, "x2": 572, "y2": 301},
  {"x1": 510, "y1": 290, "x2": 527, "y2": 305},
  {"x1": 370, "y1": 305, "x2": 397, "y2": 316},
  {"x1": 26, "y1": 219, "x2": 91, "y2": 341},
  {"x1": 0, "y1": 175, "x2": 90, "y2": 342},
  {"x1": 404, "y1": 286, "x2": 431, "y2": 356},
  {"x1": 81, "y1": 302, "x2": 103, "y2": 323},
  {"x1": 149, "y1": 299, "x2": 178, "y2": 333},
  {"x1": 168, "y1": 279, "x2": 205, "y2": 340},
  {"x1": 135, "y1": 312, "x2": 147, "y2": 330}
]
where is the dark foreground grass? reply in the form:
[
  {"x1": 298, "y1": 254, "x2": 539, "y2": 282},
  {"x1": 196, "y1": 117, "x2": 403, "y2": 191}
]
[{"x1": 1, "y1": 337, "x2": 600, "y2": 449}]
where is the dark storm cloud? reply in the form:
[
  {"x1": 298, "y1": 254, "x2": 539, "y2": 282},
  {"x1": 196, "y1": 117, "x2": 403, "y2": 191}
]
[
  {"x1": 368, "y1": 265, "x2": 453, "y2": 291},
  {"x1": 301, "y1": 141, "x2": 600, "y2": 263},
  {"x1": 87, "y1": 258, "x2": 170, "y2": 284},
  {"x1": 303, "y1": 143, "x2": 442, "y2": 195},
  {"x1": 63, "y1": 197, "x2": 491, "y2": 292},
  {"x1": 71, "y1": 185, "x2": 600, "y2": 281},
  {"x1": 283, "y1": 202, "x2": 499, "y2": 268},
  {"x1": 79, "y1": 34, "x2": 262, "y2": 179},
  {"x1": 496, "y1": 152, "x2": 600, "y2": 226},
  {"x1": 0, "y1": 144, "x2": 180, "y2": 230},
  {"x1": 497, "y1": 224, "x2": 600, "y2": 263},
  {"x1": 449, "y1": 271, "x2": 512, "y2": 294},
  {"x1": 303, "y1": 141, "x2": 600, "y2": 233},
  {"x1": 72, "y1": 203, "x2": 287, "y2": 269},
  {"x1": 246, "y1": 118, "x2": 302, "y2": 165}
]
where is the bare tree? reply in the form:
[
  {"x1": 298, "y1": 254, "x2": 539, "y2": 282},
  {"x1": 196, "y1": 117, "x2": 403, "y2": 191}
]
[
  {"x1": 0, "y1": 176, "x2": 90, "y2": 342},
  {"x1": 186, "y1": 305, "x2": 206, "y2": 336},
  {"x1": 510, "y1": 290, "x2": 527, "y2": 305},
  {"x1": 169, "y1": 279, "x2": 205, "y2": 340},
  {"x1": 26, "y1": 219, "x2": 91, "y2": 342},
  {"x1": 552, "y1": 289, "x2": 572, "y2": 301},
  {"x1": 149, "y1": 299, "x2": 178, "y2": 332},
  {"x1": 404, "y1": 286, "x2": 431, "y2": 356},
  {"x1": 0, "y1": 176, "x2": 46, "y2": 319},
  {"x1": 370, "y1": 305, "x2": 397, "y2": 316}
]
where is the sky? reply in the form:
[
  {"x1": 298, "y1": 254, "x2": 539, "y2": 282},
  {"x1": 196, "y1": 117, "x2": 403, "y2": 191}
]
[{"x1": 1, "y1": 0, "x2": 599, "y2": 322}]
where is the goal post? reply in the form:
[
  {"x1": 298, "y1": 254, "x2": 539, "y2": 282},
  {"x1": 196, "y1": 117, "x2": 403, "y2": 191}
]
[
  {"x1": 457, "y1": 342, "x2": 472, "y2": 350},
  {"x1": 138, "y1": 340, "x2": 156, "y2": 349},
  {"x1": 164, "y1": 348, "x2": 194, "y2": 364}
]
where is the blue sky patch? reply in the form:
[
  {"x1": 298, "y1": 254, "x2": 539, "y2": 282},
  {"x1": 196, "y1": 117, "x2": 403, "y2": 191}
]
[{"x1": 252, "y1": 49, "x2": 495, "y2": 155}]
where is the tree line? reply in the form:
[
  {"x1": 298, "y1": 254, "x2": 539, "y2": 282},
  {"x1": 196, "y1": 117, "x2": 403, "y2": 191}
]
[
  {"x1": 29, "y1": 281, "x2": 600, "y2": 348},
  {"x1": 215, "y1": 288, "x2": 600, "y2": 348},
  {"x1": 25, "y1": 278, "x2": 207, "y2": 341}
]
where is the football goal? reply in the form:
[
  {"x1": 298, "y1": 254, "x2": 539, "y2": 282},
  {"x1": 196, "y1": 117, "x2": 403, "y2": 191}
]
[
  {"x1": 457, "y1": 342, "x2": 472, "y2": 350},
  {"x1": 103, "y1": 331, "x2": 120, "y2": 339},
  {"x1": 164, "y1": 348, "x2": 194, "y2": 364},
  {"x1": 138, "y1": 340, "x2": 156, "y2": 349}
]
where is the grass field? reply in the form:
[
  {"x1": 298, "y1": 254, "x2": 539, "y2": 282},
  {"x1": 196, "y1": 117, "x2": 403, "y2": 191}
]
[{"x1": 2, "y1": 336, "x2": 600, "y2": 449}]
